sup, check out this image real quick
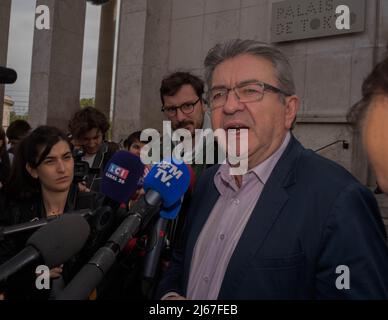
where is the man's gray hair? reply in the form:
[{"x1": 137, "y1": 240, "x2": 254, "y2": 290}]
[{"x1": 204, "y1": 39, "x2": 296, "y2": 99}]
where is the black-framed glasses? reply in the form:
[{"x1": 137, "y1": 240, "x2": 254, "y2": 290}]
[
  {"x1": 161, "y1": 98, "x2": 200, "y2": 117},
  {"x1": 208, "y1": 80, "x2": 292, "y2": 110}
]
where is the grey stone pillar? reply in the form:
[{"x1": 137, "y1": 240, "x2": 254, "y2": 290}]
[
  {"x1": 94, "y1": 0, "x2": 117, "y2": 119},
  {"x1": 0, "y1": 0, "x2": 12, "y2": 126},
  {"x1": 112, "y1": 0, "x2": 172, "y2": 142},
  {"x1": 28, "y1": 0, "x2": 86, "y2": 132}
]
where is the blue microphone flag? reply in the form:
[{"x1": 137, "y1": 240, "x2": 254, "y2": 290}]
[
  {"x1": 143, "y1": 158, "x2": 190, "y2": 208},
  {"x1": 100, "y1": 151, "x2": 145, "y2": 204}
]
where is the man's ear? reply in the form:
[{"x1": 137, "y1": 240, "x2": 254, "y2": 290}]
[
  {"x1": 284, "y1": 95, "x2": 300, "y2": 129},
  {"x1": 26, "y1": 163, "x2": 38, "y2": 179}
]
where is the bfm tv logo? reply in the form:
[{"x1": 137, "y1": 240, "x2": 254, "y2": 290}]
[
  {"x1": 154, "y1": 162, "x2": 183, "y2": 187},
  {"x1": 106, "y1": 163, "x2": 129, "y2": 184}
]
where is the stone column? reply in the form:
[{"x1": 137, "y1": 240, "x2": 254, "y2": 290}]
[
  {"x1": 94, "y1": 0, "x2": 117, "y2": 119},
  {"x1": 0, "y1": 0, "x2": 12, "y2": 127},
  {"x1": 112, "y1": 0, "x2": 147, "y2": 143},
  {"x1": 28, "y1": 0, "x2": 86, "y2": 132},
  {"x1": 112, "y1": 0, "x2": 171, "y2": 142}
]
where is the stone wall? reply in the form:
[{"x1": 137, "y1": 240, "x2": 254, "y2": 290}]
[{"x1": 120, "y1": 0, "x2": 387, "y2": 187}]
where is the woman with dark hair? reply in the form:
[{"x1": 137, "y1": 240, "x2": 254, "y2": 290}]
[
  {"x1": 0, "y1": 126, "x2": 104, "y2": 300},
  {"x1": 4, "y1": 126, "x2": 74, "y2": 209},
  {"x1": 0, "y1": 128, "x2": 10, "y2": 189}
]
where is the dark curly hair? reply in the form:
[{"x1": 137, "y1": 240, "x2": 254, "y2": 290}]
[
  {"x1": 123, "y1": 131, "x2": 142, "y2": 149},
  {"x1": 68, "y1": 106, "x2": 110, "y2": 139},
  {"x1": 160, "y1": 72, "x2": 204, "y2": 106},
  {"x1": 6, "y1": 119, "x2": 31, "y2": 141}
]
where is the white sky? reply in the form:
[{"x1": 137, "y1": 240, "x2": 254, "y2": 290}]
[{"x1": 4, "y1": 0, "x2": 101, "y2": 114}]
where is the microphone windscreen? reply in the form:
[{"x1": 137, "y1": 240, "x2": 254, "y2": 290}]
[
  {"x1": 27, "y1": 214, "x2": 90, "y2": 268},
  {"x1": 0, "y1": 66, "x2": 17, "y2": 84},
  {"x1": 100, "y1": 151, "x2": 145, "y2": 204},
  {"x1": 143, "y1": 158, "x2": 190, "y2": 208},
  {"x1": 159, "y1": 198, "x2": 182, "y2": 220}
]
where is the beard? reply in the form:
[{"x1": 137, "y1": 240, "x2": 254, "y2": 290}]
[{"x1": 173, "y1": 120, "x2": 197, "y2": 136}]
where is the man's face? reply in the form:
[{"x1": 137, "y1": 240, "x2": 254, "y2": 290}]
[
  {"x1": 210, "y1": 53, "x2": 299, "y2": 169},
  {"x1": 27, "y1": 140, "x2": 74, "y2": 193},
  {"x1": 363, "y1": 95, "x2": 388, "y2": 193},
  {"x1": 163, "y1": 84, "x2": 205, "y2": 135},
  {"x1": 77, "y1": 128, "x2": 103, "y2": 155}
]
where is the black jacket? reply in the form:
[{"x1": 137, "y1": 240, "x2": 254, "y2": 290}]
[
  {"x1": 0, "y1": 184, "x2": 106, "y2": 300},
  {"x1": 0, "y1": 150, "x2": 10, "y2": 189}
]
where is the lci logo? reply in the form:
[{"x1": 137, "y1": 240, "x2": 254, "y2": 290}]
[{"x1": 107, "y1": 163, "x2": 129, "y2": 180}]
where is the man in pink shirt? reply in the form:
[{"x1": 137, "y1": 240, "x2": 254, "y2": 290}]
[{"x1": 157, "y1": 39, "x2": 388, "y2": 300}]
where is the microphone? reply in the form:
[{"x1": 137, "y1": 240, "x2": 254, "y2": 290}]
[
  {"x1": 100, "y1": 150, "x2": 145, "y2": 206},
  {"x1": 99, "y1": 151, "x2": 145, "y2": 231},
  {"x1": 56, "y1": 158, "x2": 190, "y2": 300},
  {"x1": 0, "y1": 210, "x2": 92, "y2": 241},
  {"x1": 141, "y1": 217, "x2": 170, "y2": 298},
  {"x1": 142, "y1": 199, "x2": 182, "y2": 280},
  {"x1": 0, "y1": 214, "x2": 90, "y2": 282},
  {"x1": 0, "y1": 66, "x2": 17, "y2": 84}
]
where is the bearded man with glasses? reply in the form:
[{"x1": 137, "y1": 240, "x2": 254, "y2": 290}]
[
  {"x1": 141, "y1": 72, "x2": 220, "y2": 299},
  {"x1": 156, "y1": 39, "x2": 388, "y2": 300},
  {"x1": 160, "y1": 72, "x2": 211, "y2": 136}
]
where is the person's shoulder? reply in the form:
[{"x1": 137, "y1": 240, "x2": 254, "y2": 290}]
[
  {"x1": 296, "y1": 147, "x2": 359, "y2": 187},
  {"x1": 100, "y1": 141, "x2": 120, "y2": 167},
  {"x1": 106, "y1": 141, "x2": 120, "y2": 153},
  {"x1": 189, "y1": 164, "x2": 220, "y2": 199},
  {"x1": 99, "y1": 141, "x2": 120, "y2": 157},
  {"x1": 0, "y1": 194, "x2": 37, "y2": 225},
  {"x1": 197, "y1": 164, "x2": 220, "y2": 182}
]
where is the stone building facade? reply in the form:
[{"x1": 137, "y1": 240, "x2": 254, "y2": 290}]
[{"x1": 0, "y1": 0, "x2": 387, "y2": 229}]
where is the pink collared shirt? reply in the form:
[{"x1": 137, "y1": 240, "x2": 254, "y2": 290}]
[{"x1": 186, "y1": 132, "x2": 291, "y2": 300}]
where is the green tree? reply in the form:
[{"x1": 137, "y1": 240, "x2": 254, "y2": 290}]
[
  {"x1": 9, "y1": 111, "x2": 28, "y2": 123},
  {"x1": 80, "y1": 98, "x2": 95, "y2": 108}
]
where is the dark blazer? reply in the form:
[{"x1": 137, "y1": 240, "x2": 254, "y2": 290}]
[{"x1": 156, "y1": 135, "x2": 388, "y2": 299}]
